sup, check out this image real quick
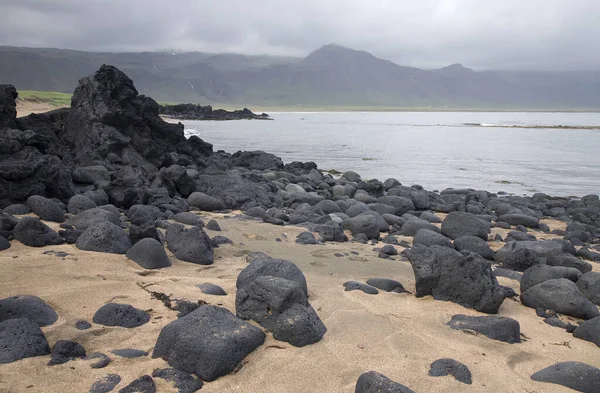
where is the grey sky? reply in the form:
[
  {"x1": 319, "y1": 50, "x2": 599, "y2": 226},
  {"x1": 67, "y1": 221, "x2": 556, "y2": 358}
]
[{"x1": 1, "y1": 0, "x2": 599, "y2": 70}]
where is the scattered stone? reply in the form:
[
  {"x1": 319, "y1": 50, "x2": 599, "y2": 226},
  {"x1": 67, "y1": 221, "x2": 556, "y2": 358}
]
[
  {"x1": 495, "y1": 240, "x2": 566, "y2": 272},
  {"x1": 381, "y1": 235, "x2": 399, "y2": 245},
  {"x1": 205, "y1": 219, "x2": 221, "y2": 231},
  {"x1": 429, "y1": 358, "x2": 472, "y2": 385},
  {"x1": 343, "y1": 214, "x2": 380, "y2": 239},
  {"x1": 0, "y1": 295, "x2": 58, "y2": 326},
  {"x1": 66, "y1": 207, "x2": 121, "y2": 230},
  {"x1": 366, "y1": 278, "x2": 405, "y2": 293},
  {"x1": 441, "y1": 211, "x2": 490, "y2": 240},
  {"x1": 166, "y1": 224, "x2": 214, "y2": 265},
  {"x1": 86, "y1": 352, "x2": 111, "y2": 369},
  {"x1": 3, "y1": 204, "x2": 29, "y2": 215},
  {"x1": 92, "y1": 303, "x2": 150, "y2": 328},
  {"x1": 211, "y1": 235, "x2": 233, "y2": 247},
  {"x1": 76, "y1": 221, "x2": 132, "y2": 254},
  {"x1": 273, "y1": 303, "x2": 327, "y2": 347},
  {"x1": 520, "y1": 279, "x2": 599, "y2": 320},
  {"x1": 0, "y1": 236, "x2": 9, "y2": 251},
  {"x1": 237, "y1": 258, "x2": 308, "y2": 296},
  {"x1": 188, "y1": 192, "x2": 225, "y2": 211},
  {"x1": 128, "y1": 222, "x2": 162, "y2": 245},
  {"x1": 126, "y1": 205, "x2": 163, "y2": 226},
  {"x1": 447, "y1": 314, "x2": 521, "y2": 343},
  {"x1": 573, "y1": 316, "x2": 600, "y2": 347},
  {"x1": 90, "y1": 374, "x2": 121, "y2": 393},
  {"x1": 118, "y1": 375, "x2": 155, "y2": 393},
  {"x1": 152, "y1": 305, "x2": 265, "y2": 381},
  {"x1": 13, "y1": 217, "x2": 64, "y2": 247},
  {"x1": 343, "y1": 281, "x2": 379, "y2": 295},
  {"x1": 110, "y1": 348, "x2": 148, "y2": 358},
  {"x1": 453, "y1": 235, "x2": 494, "y2": 260},
  {"x1": 355, "y1": 371, "x2": 415, "y2": 393},
  {"x1": 413, "y1": 229, "x2": 453, "y2": 248},
  {"x1": 577, "y1": 272, "x2": 600, "y2": 305},
  {"x1": 196, "y1": 283, "x2": 227, "y2": 296},
  {"x1": 296, "y1": 231, "x2": 317, "y2": 245},
  {"x1": 493, "y1": 268, "x2": 523, "y2": 281},
  {"x1": 48, "y1": 339, "x2": 86, "y2": 365},
  {"x1": 578, "y1": 247, "x2": 600, "y2": 262},
  {"x1": 59, "y1": 228, "x2": 83, "y2": 244},
  {"x1": 173, "y1": 212, "x2": 203, "y2": 226},
  {"x1": 67, "y1": 194, "x2": 98, "y2": 214},
  {"x1": 380, "y1": 245, "x2": 398, "y2": 256},
  {"x1": 76, "y1": 320, "x2": 92, "y2": 330},
  {"x1": 0, "y1": 318, "x2": 50, "y2": 364},
  {"x1": 531, "y1": 362, "x2": 600, "y2": 393},
  {"x1": 152, "y1": 368, "x2": 203, "y2": 393},
  {"x1": 126, "y1": 238, "x2": 171, "y2": 269},
  {"x1": 520, "y1": 264, "x2": 581, "y2": 293},
  {"x1": 498, "y1": 213, "x2": 539, "y2": 228}
]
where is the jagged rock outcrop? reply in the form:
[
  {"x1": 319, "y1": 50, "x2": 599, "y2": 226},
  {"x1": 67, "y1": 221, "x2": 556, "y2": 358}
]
[{"x1": 159, "y1": 104, "x2": 271, "y2": 120}]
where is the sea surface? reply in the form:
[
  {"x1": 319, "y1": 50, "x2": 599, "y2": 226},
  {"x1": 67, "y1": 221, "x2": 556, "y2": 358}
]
[{"x1": 182, "y1": 112, "x2": 600, "y2": 197}]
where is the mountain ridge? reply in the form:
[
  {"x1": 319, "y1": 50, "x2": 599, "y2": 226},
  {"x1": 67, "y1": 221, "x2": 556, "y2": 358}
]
[{"x1": 1, "y1": 44, "x2": 599, "y2": 109}]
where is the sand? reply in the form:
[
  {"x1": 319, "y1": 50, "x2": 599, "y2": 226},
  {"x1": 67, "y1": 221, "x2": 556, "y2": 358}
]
[
  {"x1": 0, "y1": 214, "x2": 598, "y2": 393},
  {"x1": 15, "y1": 100, "x2": 66, "y2": 117}
]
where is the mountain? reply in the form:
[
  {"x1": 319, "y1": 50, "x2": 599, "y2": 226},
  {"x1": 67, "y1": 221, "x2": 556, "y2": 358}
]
[{"x1": 1, "y1": 44, "x2": 599, "y2": 109}]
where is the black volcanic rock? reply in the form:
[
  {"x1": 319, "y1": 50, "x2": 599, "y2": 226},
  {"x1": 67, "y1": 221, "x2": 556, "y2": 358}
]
[
  {"x1": 160, "y1": 103, "x2": 270, "y2": 121},
  {"x1": 355, "y1": 371, "x2": 415, "y2": 393},
  {"x1": 0, "y1": 84, "x2": 18, "y2": 129},
  {"x1": 531, "y1": 362, "x2": 600, "y2": 393},
  {"x1": 0, "y1": 295, "x2": 58, "y2": 326},
  {"x1": 0, "y1": 318, "x2": 50, "y2": 364}
]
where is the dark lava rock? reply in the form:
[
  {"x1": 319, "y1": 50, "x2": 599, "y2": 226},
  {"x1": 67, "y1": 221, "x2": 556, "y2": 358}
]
[
  {"x1": 126, "y1": 238, "x2": 171, "y2": 269},
  {"x1": 403, "y1": 245, "x2": 509, "y2": 314},
  {"x1": 543, "y1": 317, "x2": 576, "y2": 331},
  {"x1": 86, "y1": 352, "x2": 111, "y2": 369},
  {"x1": 296, "y1": 231, "x2": 318, "y2": 245},
  {"x1": 578, "y1": 247, "x2": 600, "y2": 262},
  {"x1": 531, "y1": 362, "x2": 600, "y2": 393},
  {"x1": 205, "y1": 219, "x2": 221, "y2": 231},
  {"x1": 188, "y1": 192, "x2": 225, "y2": 212},
  {"x1": 429, "y1": 358, "x2": 472, "y2": 385},
  {"x1": 343, "y1": 281, "x2": 379, "y2": 295},
  {"x1": 520, "y1": 264, "x2": 581, "y2": 293},
  {"x1": 118, "y1": 375, "x2": 155, "y2": 393},
  {"x1": 152, "y1": 368, "x2": 203, "y2": 393},
  {"x1": 380, "y1": 245, "x2": 398, "y2": 256},
  {"x1": 173, "y1": 212, "x2": 203, "y2": 226},
  {"x1": 399, "y1": 217, "x2": 440, "y2": 237},
  {"x1": 353, "y1": 233, "x2": 369, "y2": 244},
  {"x1": 128, "y1": 222, "x2": 161, "y2": 245},
  {"x1": 48, "y1": 339, "x2": 86, "y2": 365},
  {"x1": 498, "y1": 213, "x2": 540, "y2": 228},
  {"x1": 67, "y1": 194, "x2": 98, "y2": 214},
  {"x1": 152, "y1": 305, "x2": 265, "y2": 381},
  {"x1": 0, "y1": 295, "x2": 58, "y2": 326},
  {"x1": 343, "y1": 214, "x2": 380, "y2": 239},
  {"x1": 413, "y1": 229, "x2": 453, "y2": 248},
  {"x1": 577, "y1": 272, "x2": 600, "y2": 305},
  {"x1": 92, "y1": 303, "x2": 150, "y2": 328},
  {"x1": 441, "y1": 211, "x2": 490, "y2": 240},
  {"x1": 316, "y1": 222, "x2": 348, "y2": 242},
  {"x1": 76, "y1": 221, "x2": 132, "y2": 254},
  {"x1": 196, "y1": 283, "x2": 227, "y2": 296},
  {"x1": 26, "y1": 195, "x2": 65, "y2": 222},
  {"x1": 381, "y1": 235, "x2": 399, "y2": 245},
  {"x1": 72, "y1": 165, "x2": 110, "y2": 185},
  {"x1": 211, "y1": 235, "x2": 233, "y2": 247},
  {"x1": 573, "y1": 316, "x2": 600, "y2": 347},
  {"x1": 495, "y1": 240, "x2": 566, "y2": 272},
  {"x1": 13, "y1": 217, "x2": 64, "y2": 247},
  {"x1": 3, "y1": 204, "x2": 29, "y2": 215},
  {"x1": 59, "y1": 228, "x2": 83, "y2": 244},
  {"x1": 0, "y1": 318, "x2": 50, "y2": 364},
  {"x1": 506, "y1": 231, "x2": 537, "y2": 242},
  {"x1": 90, "y1": 374, "x2": 121, "y2": 393},
  {"x1": 547, "y1": 252, "x2": 592, "y2": 274},
  {"x1": 366, "y1": 278, "x2": 405, "y2": 293},
  {"x1": 110, "y1": 348, "x2": 148, "y2": 358},
  {"x1": 520, "y1": 279, "x2": 599, "y2": 320},
  {"x1": 66, "y1": 207, "x2": 121, "y2": 230},
  {"x1": 447, "y1": 314, "x2": 521, "y2": 343},
  {"x1": 453, "y1": 236, "x2": 494, "y2": 260},
  {"x1": 76, "y1": 320, "x2": 92, "y2": 330},
  {"x1": 355, "y1": 371, "x2": 415, "y2": 393},
  {"x1": 166, "y1": 224, "x2": 214, "y2": 265},
  {"x1": 493, "y1": 268, "x2": 523, "y2": 281},
  {"x1": 229, "y1": 150, "x2": 283, "y2": 171},
  {"x1": 0, "y1": 84, "x2": 18, "y2": 128},
  {"x1": 0, "y1": 236, "x2": 9, "y2": 251},
  {"x1": 127, "y1": 205, "x2": 163, "y2": 226},
  {"x1": 236, "y1": 258, "x2": 308, "y2": 296},
  {"x1": 272, "y1": 303, "x2": 327, "y2": 347}
]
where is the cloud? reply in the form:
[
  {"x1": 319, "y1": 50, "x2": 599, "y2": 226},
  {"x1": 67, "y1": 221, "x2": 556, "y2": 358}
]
[{"x1": 1, "y1": 0, "x2": 599, "y2": 70}]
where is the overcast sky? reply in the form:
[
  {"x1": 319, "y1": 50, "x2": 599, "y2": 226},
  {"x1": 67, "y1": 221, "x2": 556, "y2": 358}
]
[{"x1": 1, "y1": 0, "x2": 599, "y2": 70}]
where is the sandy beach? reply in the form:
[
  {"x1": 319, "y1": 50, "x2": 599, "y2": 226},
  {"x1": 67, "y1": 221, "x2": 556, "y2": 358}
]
[{"x1": 1, "y1": 212, "x2": 598, "y2": 393}]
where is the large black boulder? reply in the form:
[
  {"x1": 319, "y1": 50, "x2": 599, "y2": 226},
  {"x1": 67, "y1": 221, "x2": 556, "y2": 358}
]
[
  {"x1": 0, "y1": 84, "x2": 18, "y2": 129},
  {"x1": 272, "y1": 303, "x2": 327, "y2": 347},
  {"x1": 229, "y1": 150, "x2": 283, "y2": 171},
  {"x1": 497, "y1": 214, "x2": 540, "y2": 228},
  {"x1": 577, "y1": 272, "x2": 600, "y2": 305},
  {"x1": 236, "y1": 258, "x2": 308, "y2": 296},
  {"x1": 573, "y1": 316, "x2": 600, "y2": 347},
  {"x1": 453, "y1": 236, "x2": 495, "y2": 260},
  {"x1": 152, "y1": 305, "x2": 265, "y2": 381},
  {"x1": 428, "y1": 358, "x2": 472, "y2": 385},
  {"x1": 413, "y1": 229, "x2": 453, "y2": 248},
  {"x1": 126, "y1": 238, "x2": 171, "y2": 269},
  {"x1": 48, "y1": 339, "x2": 86, "y2": 366},
  {"x1": 0, "y1": 318, "x2": 50, "y2": 364},
  {"x1": 531, "y1": 362, "x2": 600, "y2": 393},
  {"x1": 127, "y1": 204, "x2": 163, "y2": 226},
  {"x1": 67, "y1": 194, "x2": 97, "y2": 214},
  {"x1": 0, "y1": 295, "x2": 58, "y2": 326},
  {"x1": 355, "y1": 371, "x2": 415, "y2": 393},
  {"x1": 26, "y1": 195, "x2": 65, "y2": 222},
  {"x1": 441, "y1": 211, "x2": 490, "y2": 240},
  {"x1": 520, "y1": 264, "x2": 581, "y2": 293},
  {"x1": 447, "y1": 314, "x2": 521, "y2": 343},
  {"x1": 343, "y1": 214, "x2": 380, "y2": 239},
  {"x1": 76, "y1": 220, "x2": 132, "y2": 254},
  {"x1": 165, "y1": 224, "x2": 214, "y2": 265},
  {"x1": 65, "y1": 207, "x2": 121, "y2": 230},
  {"x1": 0, "y1": 236, "x2": 9, "y2": 251},
  {"x1": 403, "y1": 245, "x2": 509, "y2": 313},
  {"x1": 495, "y1": 240, "x2": 566, "y2": 272},
  {"x1": 92, "y1": 303, "x2": 150, "y2": 328},
  {"x1": 13, "y1": 217, "x2": 64, "y2": 247},
  {"x1": 520, "y1": 278, "x2": 599, "y2": 320},
  {"x1": 72, "y1": 165, "x2": 111, "y2": 184}
]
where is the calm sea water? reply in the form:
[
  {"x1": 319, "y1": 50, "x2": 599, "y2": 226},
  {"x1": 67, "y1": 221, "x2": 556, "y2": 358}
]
[{"x1": 182, "y1": 112, "x2": 600, "y2": 197}]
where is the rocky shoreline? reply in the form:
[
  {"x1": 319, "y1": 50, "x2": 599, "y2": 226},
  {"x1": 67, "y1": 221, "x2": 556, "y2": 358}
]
[
  {"x1": 159, "y1": 103, "x2": 271, "y2": 121},
  {"x1": 1, "y1": 65, "x2": 599, "y2": 393}
]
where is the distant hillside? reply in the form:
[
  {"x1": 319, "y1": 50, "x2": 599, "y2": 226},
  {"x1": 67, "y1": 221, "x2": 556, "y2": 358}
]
[{"x1": 1, "y1": 45, "x2": 599, "y2": 109}]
